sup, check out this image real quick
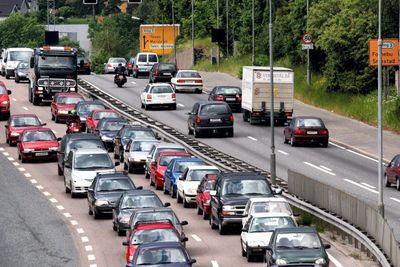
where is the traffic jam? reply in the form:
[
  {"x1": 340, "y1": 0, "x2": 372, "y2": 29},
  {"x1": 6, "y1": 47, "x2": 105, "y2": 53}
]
[{"x1": 0, "y1": 46, "x2": 336, "y2": 267}]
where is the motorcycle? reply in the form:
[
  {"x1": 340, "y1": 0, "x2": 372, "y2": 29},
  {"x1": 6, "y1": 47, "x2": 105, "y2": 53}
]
[
  {"x1": 114, "y1": 74, "x2": 127, "y2": 88},
  {"x1": 67, "y1": 121, "x2": 81, "y2": 134}
]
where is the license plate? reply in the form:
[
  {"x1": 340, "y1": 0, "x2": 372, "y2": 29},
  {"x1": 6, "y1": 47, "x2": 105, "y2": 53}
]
[
  {"x1": 210, "y1": 118, "x2": 222, "y2": 123},
  {"x1": 185, "y1": 81, "x2": 193, "y2": 84},
  {"x1": 163, "y1": 72, "x2": 171, "y2": 75},
  {"x1": 36, "y1": 152, "x2": 48, "y2": 156},
  {"x1": 307, "y1": 131, "x2": 318, "y2": 135},
  {"x1": 226, "y1": 97, "x2": 235, "y2": 101},
  {"x1": 119, "y1": 75, "x2": 124, "y2": 78}
]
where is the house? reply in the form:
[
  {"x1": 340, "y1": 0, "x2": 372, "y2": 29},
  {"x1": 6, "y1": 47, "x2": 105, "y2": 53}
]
[{"x1": 0, "y1": 0, "x2": 38, "y2": 21}]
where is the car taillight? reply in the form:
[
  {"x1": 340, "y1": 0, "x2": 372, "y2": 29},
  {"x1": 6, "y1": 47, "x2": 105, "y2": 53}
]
[
  {"x1": 84, "y1": 63, "x2": 90, "y2": 68},
  {"x1": 236, "y1": 95, "x2": 242, "y2": 102},
  {"x1": 294, "y1": 128, "x2": 306, "y2": 135},
  {"x1": 171, "y1": 93, "x2": 176, "y2": 99},
  {"x1": 319, "y1": 129, "x2": 329, "y2": 135},
  {"x1": 155, "y1": 66, "x2": 159, "y2": 76},
  {"x1": 229, "y1": 115, "x2": 234, "y2": 123},
  {"x1": 196, "y1": 116, "x2": 201, "y2": 124},
  {"x1": 195, "y1": 80, "x2": 203, "y2": 84},
  {"x1": 177, "y1": 79, "x2": 185, "y2": 83},
  {"x1": 147, "y1": 94, "x2": 152, "y2": 100},
  {"x1": 128, "y1": 63, "x2": 132, "y2": 68},
  {"x1": 107, "y1": 64, "x2": 112, "y2": 67},
  {"x1": 216, "y1": 95, "x2": 224, "y2": 101},
  {"x1": 136, "y1": 65, "x2": 139, "y2": 70}
]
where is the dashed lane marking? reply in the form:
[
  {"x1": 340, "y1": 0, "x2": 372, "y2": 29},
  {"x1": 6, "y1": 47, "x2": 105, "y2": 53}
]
[
  {"x1": 89, "y1": 264, "x2": 97, "y2": 267},
  {"x1": 13, "y1": 162, "x2": 20, "y2": 166},
  {"x1": 36, "y1": 185, "x2": 44, "y2": 190},
  {"x1": 49, "y1": 198, "x2": 58, "y2": 203},
  {"x1": 3, "y1": 152, "x2": 9, "y2": 156},
  {"x1": 319, "y1": 165, "x2": 332, "y2": 172},
  {"x1": 191, "y1": 234, "x2": 202, "y2": 242},
  {"x1": 85, "y1": 245, "x2": 93, "y2": 252},
  {"x1": 247, "y1": 136, "x2": 257, "y2": 141},
  {"x1": 87, "y1": 254, "x2": 96, "y2": 261},
  {"x1": 63, "y1": 213, "x2": 72, "y2": 218},
  {"x1": 81, "y1": 236, "x2": 89, "y2": 243},
  {"x1": 18, "y1": 167, "x2": 25, "y2": 171},
  {"x1": 7, "y1": 157, "x2": 14, "y2": 161},
  {"x1": 361, "y1": 182, "x2": 376, "y2": 189},
  {"x1": 177, "y1": 103, "x2": 185, "y2": 107},
  {"x1": 391, "y1": 197, "x2": 400, "y2": 203},
  {"x1": 24, "y1": 173, "x2": 32, "y2": 178},
  {"x1": 70, "y1": 220, "x2": 78, "y2": 226},
  {"x1": 211, "y1": 260, "x2": 219, "y2": 267},
  {"x1": 278, "y1": 150, "x2": 289, "y2": 155},
  {"x1": 56, "y1": 205, "x2": 64, "y2": 210},
  {"x1": 30, "y1": 179, "x2": 37, "y2": 184},
  {"x1": 0, "y1": 148, "x2": 3, "y2": 151},
  {"x1": 304, "y1": 162, "x2": 336, "y2": 176},
  {"x1": 327, "y1": 252, "x2": 344, "y2": 267},
  {"x1": 344, "y1": 179, "x2": 378, "y2": 194},
  {"x1": 77, "y1": 228, "x2": 85, "y2": 234},
  {"x1": 23, "y1": 106, "x2": 29, "y2": 110},
  {"x1": 43, "y1": 191, "x2": 51, "y2": 196},
  {"x1": 12, "y1": 98, "x2": 16, "y2": 102}
]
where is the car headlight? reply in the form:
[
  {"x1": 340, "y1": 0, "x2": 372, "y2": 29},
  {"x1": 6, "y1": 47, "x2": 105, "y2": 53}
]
[
  {"x1": 23, "y1": 148, "x2": 35, "y2": 152},
  {"x1": 101, "y1": 135, "x2": 112, "y2": 141},
  {"x1": 276, "y1": 258, "x2": 287, "y2": 265},
  {"x1": 95, "y1": 199, "x2": 109, "y2": 206},
  {"x1": 187, "y1": 188, "x2": 196, "y2": 195},
  {"x1": 1, "y1": 100, "x2": 8, "y2": 104},
  {"x1": 69, "y1": 87, "x2": 76, "y2": 92},
  {"x1": 222, "y1": 205, "x2": 235, "y2": 211},
  {"x1": 119, "y1": 215, "x2": 130, "y2": 223},
  {"x1": 37, "y1": 87, "x2": 43, "y2": 91},
  {"x1": 11, "y1": 132, "x2": 20, "y2": 136},
  {"x1": 315, "y1": 258, "x2": 326, "y2": 265},
  {"x1": 132, "y1": 158, "x2": 142, "y2": 162},
  {"x1": 58, "y1": 110, "x2": 68, "y2": 114},
  {"x1": 49, "y1": 147, "x2": 58, "y2": 151}
]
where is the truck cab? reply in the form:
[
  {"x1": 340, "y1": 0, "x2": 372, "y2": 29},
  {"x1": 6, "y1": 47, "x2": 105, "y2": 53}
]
[{"x1": 28, "y1": 46, "x2": 78, "y2": 105}]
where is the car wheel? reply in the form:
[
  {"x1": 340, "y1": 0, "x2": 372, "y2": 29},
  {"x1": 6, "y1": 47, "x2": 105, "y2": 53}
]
[
  {"x1": 188, "y1": 125, "x2": 193, "y2": 135},
  {"x1": 246, "y1": 246, "x2": 253, "y2": 262},
  {"x1": 150, "y1": 177, "x2": 155, "y2": 186},
  {"x1": 114, "y1": 151, "x2": 119, "y2": 159},
  {"x1": 128, "y1": 163, "x2": 133, "y2": 173},
  {"x1": 170, "y1": 185, "x2": 176, "y2": 198},
  {"x1": 51, "y1": 112, "x2": 55, "y2": 121},
  {"x1": 227, "y1": 129, "x2": 234, "y2": 137},
  {"x1": 218, "y1": 220, "x2": 227, "y2": 235},
  {"x1": 123, "y1": 161, "x2": 128, "y2": 170},
  {"x1": 64, "y1": 178, "x2": 70, "y2": 193},
  {"x1": 241, "y1": 242, "x2": 246, "y2": 257},
  {"x1": 93, "y1": 209, "x2": 99, "y2": 219},
  {"x1": 290, "y1": 135, "x2": 296, "y2": 147},
  {"x1": 15, "y1": 76, "x2": 20, "y2": 83},
  {"x1": 322, "y1": 141, "x2": 329, "y2": 148},
  {"x1": 163, "y1": 182, "x2": 169, "y2": 195},
  {"x1": 183, "y1": 195, "x2": 190, "y2": 208},
  {"x1": 210, "y1": 215, "x2": 218, "y2": 230},
  {"x1": 202, "y1": 210, "x2": 209, "y2": 220},
  {"x1": 141, "y1": 102, "x2": 144, "y2": 108},
  {"x1": 70, "y1": 182, "x2": 77, "y2": 198},
  {"x1": 20, "y1": 154, "x2": 26, "y2": 163},
  {"x1": 283, "y1": 133, "x2": 289, "y2": 144},
  {"x1": 55, "y1": 115, "x2": 60, "y2": 123},
  {"x1": 117, "y1": 224, "x2": 125, "y2": 236},
  {"x1": 88, "y1": 205, "x2": 93, "y2": 215},
  {"x1": 5, "y1": 74, "x2": 10, "y2": 79},
  {"x1": 197, "y1": 205, "x2": 202, "y2": 215},
  {"x1": 144, "y1": 103, "x2": 150, "y2": 110},
  {"x1": 384, "y1": 174, "x2": 391, "y2": 187},
  {"x1": 58, "y1": 164, "x2": 63, "y2": 176},
  {"x1": 119, "y1": 151, "x2": 124, "y2": 163},
  {"x1": 113, "y1": 220, "x2": 117, "y2": 231},
  {"x1": 194, "y1": 128, "x2": 201, "y2": 138},
  {"x1": 396, "y1": 177, "x2": 400, "y2": 191},
  {"x1": 171, "y1": 104, "x2": 177, "y2": 110},
  {"x1": 145, "y1": 167, "x2": 150, "y2": 178},
  {"x1": 177, "y1": 192, "x2": 183, "y2": 203}
]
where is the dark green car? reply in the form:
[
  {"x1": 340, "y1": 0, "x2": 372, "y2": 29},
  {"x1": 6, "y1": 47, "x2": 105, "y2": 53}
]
[{"x1": 265, "y1": 227, "x2": 330, "y2": 267}]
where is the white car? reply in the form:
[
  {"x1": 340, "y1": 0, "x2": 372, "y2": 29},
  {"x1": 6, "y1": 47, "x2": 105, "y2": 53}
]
[
  {"x1": 3, "y1": 47, "x2": 33, "y2": 79},
  {"x1": 123, "y1": 139, "x2": 160, "y2": 173},
  {"x1": 242, "y1": 197, "x2": 294, "y2": 226},
  {"x1": 176, "y1": 165, "x2": 220, "y2": 207},
  {"x1": 133, "y1": 52, "x2": 158, "y2": 78},
  {"x1": 170, "y1": 70, "x2": 203, "y2": 93},
  {"x1": 64, "y1": 148, "x2": 116, "y2": 198},
  {"x1": 104, "y1": 57, "x2": 127, "y2": 74},
  {"x1": 140, "y1": 83, "x2": 176, "y2": 110},
  {"x1": 240, "y1": 213, "x2": 297, "y2": 262}
]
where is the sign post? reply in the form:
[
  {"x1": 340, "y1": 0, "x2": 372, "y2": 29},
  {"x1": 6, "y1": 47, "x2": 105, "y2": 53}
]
[{"x1": 301, "y1": 33, "x2": 313, "y2": 85}]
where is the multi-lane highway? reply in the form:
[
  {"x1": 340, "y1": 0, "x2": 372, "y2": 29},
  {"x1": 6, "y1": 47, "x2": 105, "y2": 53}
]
[{"x1": 0, "y1": 75, "x2": 363, "y2": 266}]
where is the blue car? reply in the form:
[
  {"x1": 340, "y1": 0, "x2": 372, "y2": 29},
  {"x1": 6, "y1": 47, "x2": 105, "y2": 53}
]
[
  {"x1": 163, "y1": 157, "x2": 206, "y2": 198},
  {"x1": 129, "y1": 242, "x2": 196, "y2": 267}
]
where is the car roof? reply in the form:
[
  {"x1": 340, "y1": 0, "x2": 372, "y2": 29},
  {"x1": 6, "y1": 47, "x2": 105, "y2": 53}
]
[
  {"x1": 96, "y1": 172, "x2": 129, "y2": 179},
  {"x1": 135, "y1": 207, "x2": 173, "y2": 213},
  {"x1": 186, "y1": 165, "x2": 219, "y2": 171},
  {"x1": 171, "y1": 157, "x2": 203, "y2": 163},
  {"x1": 20, "y1": 126, "x2": 49, "y2": 133},
  {"x1": 292, "y1": 116, "x2": 323, "y2": 120},
  {"x1": 159, "y1": 151, "x2": 190, "y2": 156},
  {"x1": 131, "y1": 139, "x2": 159, "y2": 143},
  {"x1": 177, "y1": 70, "x2": 199, "y2": 73},
  {"x1": 274, "y1": 227, "x2": 317, "y2": 234},
  {"x1": 149, "y1": 83, "x2": 173, "y2": 87},
  {"x1": 55, "y1": 92, "x2": 83, "y2": 97},
  {"x1": 76, "y1": 100, "x2": 103, "y2": 105},
  {"x1": 248, "y1": 197, "x2": 287, "y2": 203},
  {"x1": 93, "y1": 109, "x2": 116, "y2": 113},
  {"x1": 250, "y1": 212, "x2": 293, "y2": 218},
  {"x1": 74, "y1": 148, "x2": 108, "y2": 154},
  {"x1": 135, "y1": 221, "x2": 175, "y2": 231},
  {"x1": 121, "y1": 124, "x2": 152, "y2": 130},
  {"x1": 64, "y1": 133, "x2": 101, "y2": 141},
  {"x1": 10, "y1": 114, "x2": 38, "y2": 118},
  {"x1": 214, "y1": 85, "x2": 241, "y2": 89},
  {"x1": 124, "y1": 189, "x2": 157, "y2": 196},
  {"x1": 137, "y1": 241, "x2": 184, "y2": 250},
  {"x1": 218, "y1": 171, "x2": 266, "y2": 180},
  {"x1": 155, "y1": 143, "x2": 185, "y2": 149},
  {"x1": 98, "y1": 117, "x2": 126, "y2": 122}
]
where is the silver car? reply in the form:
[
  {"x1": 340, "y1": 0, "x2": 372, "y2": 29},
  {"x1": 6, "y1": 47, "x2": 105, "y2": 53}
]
[
  {"x1": 104, "y1": 57, "x2": 127, "y2": 74},
  {"x1": 124, "y1": 139, "x2": 160, "y2": 173}
]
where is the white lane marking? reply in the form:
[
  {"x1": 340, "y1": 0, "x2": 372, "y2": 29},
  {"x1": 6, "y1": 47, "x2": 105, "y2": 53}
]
[
  {"x1": 89, "y1": 265, "x2": 97, "y2": 267},
  {"x1": 304, "y1": 162, "x2": 336, "y2": 176},
  {"x1": 3, "y1": 152, "x2": 9, "y2": 156},
  {"x1": 191, "y1": 234, "x2": 202, "y2": 242},
  {"x1": 390, "y1": 197, "x2": 400, "y2": 203},
  {"x1": 70, "y1": 220, "x2": 78, "y2": 226},
  {"x1": 43, "y1": 191, "x2": 51, "y2": 196},
  {"x1": 87, "y1": 254, "x2": 96, "y2": 261},
  {"x1": 13, "y1": 162, "x2": 20, "y2": 166},
  {"x1": 81, "y1": 236, "x2": 89, "y2": 243},
  {"x1": 211, "y1": 260, "x2": 219, "y2": 267},
  {"x1": 7, "y1": 157, "x2": 14, "y2": 161},
  {"x1": 247, "y1": 136, "x2": 257, "y2": 141},
  {"x1": 49, "y1": 198, "x2": 58, "y2": 203},
  {"x1": 361, "y1": 182, "x2": 376, "y2": 189},
  {"x1": 23, "y1": 106, "x2": 29, "y2": 110},
  {"x1": 24, "y1": 173, "x2": 32, "y2": 178},
  {"x1": 131, "y1": 81, "x2": 136, "y2": 84},
  {"x1": 12, "y1": 98, "x2": 17, "y2": 102},
  {"x1": 0, "y1": 148, "x2": 3, "y2": 151},
  {"x1": 344, "y1": 179, "x2": 378, "y2": 194},
  {"x1": 63, "y1": 213, "x2": 72, "y2": 218},
  {"x1": 30, "y1": 179, "x2": 37, "y2": 184},
  {"x1": 77, "y1": 228, "x2": 85, "y2": 234},
  {"x1": 18, "y1": 167, "x2": 25, "y2": 171},
  {"x1": 36, "y1": 185, "x2": 44, "y2": 190},
  {"x1": 177, "y1": 103, "x2": 185, "y2": 107},
  {"x1": 278, "y1": 150, "x2": 289, "y2": 155},
  {"x1": 85, "y1": 245, "x2": 93, "y2": 252},
  {"x1": 319, "y1": 165, "x2": 332, "y2": 172},
  {"x1": 328, "y1": 142, "x2": 346, "y2": 150},
  {"x1": 327, "y1": 252, "x2": 344, "y2": 267},
  {"x1": 346, "y1": 149, "x2": 378, "y2": 163},
  {"x1": 56, "y1": 205, "x2": 64, "y2": 210}
]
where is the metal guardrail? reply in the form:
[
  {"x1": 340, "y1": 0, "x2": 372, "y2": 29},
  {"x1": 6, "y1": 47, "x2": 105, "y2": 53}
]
[{"x1": 77, "y1": 78, "x2": 391, "y2": 266}]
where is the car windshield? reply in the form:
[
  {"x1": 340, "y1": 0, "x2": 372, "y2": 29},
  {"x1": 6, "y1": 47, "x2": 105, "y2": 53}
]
[
  {"x1": 276, "y1": 232, "x2": 322, "y2": 249},
  {"x1": 57, "y1": 96, "x2": 83, "y2": 105},
  {"x1": 173, "y1": 161, "x2": 206, "y2": 173},
  {"x1": 66, "y1": 139, "x2": 103, "y2": 155},
  {"x1": 101, "y1": 121, "x2": 126, "y2": 131},
  {"x1": 0, "y1": 86, "x2": 7, "y2": 94},
  {"x1": 96, "y1": 178, "x2": 133, "y2": 192},
  {"x1": 74, "y1": 153, "x2": 113, "y2": 170},
  {"x1": 22, "y1": 130, "x2": 55, "y2": 142},
  {"x1": 296, "y1": 118, "x2": 323, "y2": 127},
  {"x1": 136, "y1": 247, "x2": 187, "y2": 265},
  {"x1": 200, "y1": 104, "x2": 230, "y2": 115},
  {"x1": 150, "y1": 86, "x2": 173, "y2": 94},
  {"x1": 94, "y1": 112, "x2": 118, "y2": 120},
  {"x1": 159, "y1": 64, "x2": 176, "y2": 71},
  {"x1": 187, "y1": 169, "x2": 219, "y2": 181},
  {"x1": 249, "y1": 217, "x2": 296, "y2": 233},
  {"x1": 216, "y1": 87, "x2": 241, "y2": 95},
  {"x1": 179, "y1": 71, "x2": 200, "y2": 78},
  {"x1": 9, "y1": 51, "x2": 32, "y2": 61},
  {"x1": 130, "y1": 141, "x2": 159, "y2": 152},
  {"x1": 159, "y1": 155, "x2": 188, "y2": 166},
  {"x1": 109, "y1": 58, "x2": 126, "y2": 63},
  {"x1": 17, "y1": 62, "x2": 29, "y2": 69},
  {"x1": 39, "y1": 56, "x2": 75, "y2": 70},
  {"x1": 132, "y1": 228, "x2": 179, "y2": 245},
  {"x1": 77, "y1": 104, "x2": 105, "y2": 113},
  {"x1": 121, "y1": 195, "x2": 162, "y2": 209},
  {"x1": 134, "y1": 211, "x2": 179, "y2": 226},
  {"x1": 11, "y1": 117, "x2": 40, "y2": 127},
  {"x1": 123, "y1": 129, "x2": 155, "y2": 140},
  {"x1": 222, "y1": 180, "x2": 272, "y2": 196},
  {"x1": 148, "y1": 54, "x2": 158, "y2": 62},
  {"x1": 250, "y1": 202, "x2": 292, "y2": 215}
]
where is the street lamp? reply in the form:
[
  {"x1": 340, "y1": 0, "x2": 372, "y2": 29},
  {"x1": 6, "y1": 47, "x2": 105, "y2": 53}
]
[
  {"x1": 172, "y1": 0, "x2": 177, "y2": 65},
  {"x1": 252, "y1": 0, "x2": 254, "y2": 65},
  {"x1": 269, "y1": 0, "x2": 276, "y2": 186},
  {"x1": 192, "y1": 0, "x2": 195, "y2": 66}
]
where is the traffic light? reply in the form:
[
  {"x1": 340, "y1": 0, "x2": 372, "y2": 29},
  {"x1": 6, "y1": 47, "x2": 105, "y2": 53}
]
[
  {"x1": 83, "y1": 0, "x2": 97, "y2": 4},
  {"x1": 127, "y1": 0, "x2": 142, "y2": 3}
]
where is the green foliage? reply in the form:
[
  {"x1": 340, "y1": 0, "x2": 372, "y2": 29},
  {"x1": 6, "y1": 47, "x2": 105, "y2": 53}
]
[
  {"x1": 0, "y1": 13, "x2": 45, "y2": 49},
  {"x1": 58, "y1": 6, "x2": 75, "y2": 19},
  {"x1": 59, "y1": 36, "x2": 85, "y2": 55}
]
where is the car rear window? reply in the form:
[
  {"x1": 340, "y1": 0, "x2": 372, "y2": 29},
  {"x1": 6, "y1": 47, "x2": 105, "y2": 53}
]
[
  {"x1": 174, "y1": 161, "x2": 206, "y2": 173},
  {"x1": 123, "y1": 129, "x2": 155, "y2": 140},
  {"x1": 148, "y1": 54, "x2": 158, "y2": 62},
  {"x1": 0, "y1": 86, "x2": 6, "y2": 94},
  {"x1": 216, "y1": 87, "x2": 241, "y2": 95},
  {"x1": 159, "y1": 64, "x2": 176, "y2": 71},
  {"x1": 78, "y1": 103, "x2": 105, "y2": 113},
  {"x1": 296, "y1": 118, "x2": 323, "y2": 127},
  {"x1": 57, "y1": 96, "x2": 83, "y2": 104},
  {"x1": 159, "y1": 155, "x2": 189, "y2": 166},
  {"x1": 138, "y1": 55, "x2": 147, "y2": 62},
  {"x1": 200, "y1": 104, "x2": 230, "y2": 115},
  {"x1": 94, "y1": 111, "x2": 118, "y2": 120},
  {"x1": 150, "y1": 86, "x2": 173, "y2": 94},
  {"x1": 110, "y1": 58, "x2": 126, "y2": 63},
  {"x1": 179, "y1": 72, "x2": 201, "y2": 78},
  {"x1": 130, "y1": 141, "x2": 159, "y2": 152}
]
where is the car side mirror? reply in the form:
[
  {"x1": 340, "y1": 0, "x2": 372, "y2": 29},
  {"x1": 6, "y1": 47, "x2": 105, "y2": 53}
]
[
  {"x1": 57, "y1": 137, "x2": 62, "y2": 141},
  {"x1": 180, "y1": 220, "x2": 188, "y2": 226},
  {"x1": 241, "y1": 227, "x2": 248, "y2": 232},
  {"x1": 273, "y1": 188, "x2": 283, "y2": 195},
  {"x1": 178, "y1": 175, "x2": 184, "y2": 181},
  {"x1": 189, "y1": 259, "x2": 196, "y2": 265},
  {"x1": 324, "y1": 244, "x2": 331, "y2": 249},
  {"x1": 210, "y1": 190, "x2": 216, "y2": 196},
  {"x1": 181, "y1": 237, "x2": 189, "y2": 242},
  {"x1": 136, "y1": 186, "x2": 143, "y2": 190},
  {"x1": 115, "y1": 162, "x2": 120, "y2": 167},
  {"x1": 42, "y1": 123, "x2": 47, "y2": 126},
  {"x1": 164, "y1": 202, "x2": 171, "y2": 207},
  {"x1": 122, "y1": 241, "x2": 129, "y2": 246},
  {"x1": 7, "y1": 90, "x2": 11, "y2": 95}
]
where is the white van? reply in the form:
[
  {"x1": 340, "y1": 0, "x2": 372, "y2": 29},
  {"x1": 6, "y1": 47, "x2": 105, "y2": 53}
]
[
  {"x1": 0, "y1": 49, "x2": 6, "y2": 76},
  {"x1": 133, "y1": 52, "x2": 158, "y2": 78},
  {"x1": 3, "y1": 48, "x2": 34, "y2": 79}
]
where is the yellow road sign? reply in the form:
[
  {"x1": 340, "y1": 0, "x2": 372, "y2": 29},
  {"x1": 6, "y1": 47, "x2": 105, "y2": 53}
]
[{"x1": 139, "y1": 24, "x2": 180, "y2": 55}]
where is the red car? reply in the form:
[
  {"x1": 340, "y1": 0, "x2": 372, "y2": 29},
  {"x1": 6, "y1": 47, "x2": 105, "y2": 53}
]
[
  {"x1": 5, "y1": 114, "x2": 45, "y2": 145},
  {"x1": 150, "y1": 151, "x2": 191, "y2": 190},
  {"x1": 196, "y1": 174, "x2": 218, "y2": 220},
  {"x1": 85, "y1": 109, "x2": 119, "y2": 133},
  {"x1": 17, "y1": 127, "x2": 59, "y2": 163},
  {"x1": 385, "y1": 154, "x2": 400, "y2": 190},
  {"x1": 123, "y1": 220, "x2": 185, "y2": 266},
  {"x1": 0, "y1": 81, "x2": 11, "y2": 119},
  {"x1": 51, "y1": 92, "x2": 84, "y2": 123},
  {"x1": 283, "y1": 116, "x2": 329, "y2": 147}
]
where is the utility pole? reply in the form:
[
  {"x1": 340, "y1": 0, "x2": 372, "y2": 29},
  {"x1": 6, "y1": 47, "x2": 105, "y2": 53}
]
[
  {"x1": 216, "y1": 0, "x2": 220, "y2": 66},
  {"x1": 226, "y1": 0, "x2": 229, "y2": 56},
  {"x1": 47, "y1": 0, "x2": 56, "y2": 30},
  {"x1": 306, "y1": 0, "x2": 311, "y2": 85},
  {"x1": 269, "y1": 0, "x2": 276, "y2": 186},
  {"x1": 192, "y1": 0, "x2": 195, "y2": 66},
  {"x1": 172, "y1": 0, "x2": 176, "y2": 65},
  {"x1": 252, "y1": 0, "x2": 255, "y2": 65}
]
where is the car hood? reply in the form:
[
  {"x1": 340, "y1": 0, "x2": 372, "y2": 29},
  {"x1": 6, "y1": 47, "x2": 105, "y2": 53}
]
[
  {"x1": 6, "y1": 61, "x2": 20, "y2": 69},
  {"x1": 219, "y1": 195, "x2": 256, "y2": 205},
  {"x1": 22, "y1": 140, "x2": 58, "y2": 149},
  {"x1": 10, "y1": 126, "x2": 42, "y2": 133},
  {"x1": 183, "y1": 181, "x2": 201, "y2": 192},
  {"x1": 129, "y1": 151, "x2": 149, "y2": 160},
  {"x1": 131, "y1": 263, "x2": 190, "y2": 267},
  {"x1": 72, "y1": 168, "x2": 115, "y2": 181},
  {"x1": 78, "y1": 112, "x2": 90, "y2": 120},
  {"x1": 245, "y1": 232, "x2": 273, "y2": 245},
  {"x1": 276, "y1": 248, "x2": 325, "y2": 264},
  {"x1": 96, "y1": 191, "x2": 127, "y2": 202}
]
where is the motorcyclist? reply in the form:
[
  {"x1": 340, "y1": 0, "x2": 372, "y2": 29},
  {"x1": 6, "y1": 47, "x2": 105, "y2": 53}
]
[
  {"x1": 115, "y1": 63, "x2": 126, "y2": 77},
  {"x1": 66, "y1": 109, "x2": 80, "y2": 133}
]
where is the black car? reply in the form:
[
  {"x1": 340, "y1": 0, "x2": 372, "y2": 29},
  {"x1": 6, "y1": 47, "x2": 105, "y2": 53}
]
[
  {"x1": 94, "y1": 117, "x2": 128, "y2": 151},
  {"x1": 208, "y1": 86, "x2": 242, "y2": 112},
  {"x1": 187, "y1": 101, "x2": 234, "y2": 137},
  {"x1": 14, "y1": 61, "x2": 29, "y2": 83},
  {"x1": 283, "y1": 116, "x2": 329, "y2": 147},
  {"x1": 113, "y1": 124, "x2": 157, "y2": 162},
  {"x1": 75, "y1": 100, "x2": 106, "y2": 131},
  {"x1": 77, "y1": 57, "x2": 91, "y2": 75},
  {"x1": 149, "y1": 63, "x2": 178, "y2": 83},
  {"x1": 209, "y1": 172, "x2": 281, "y2": 235},
  {"x1": 112, "y1": 190, "x2": 169, "y2": 236},
  {"x1": 57, "y1": 133, "x2": 105, "y2": 175},
  {"x1": 87, "y1": 172, "x2": 140, "y2": 219},
  {"x1": 127, "y1": 57, "x2": 135, "y2": 76}
]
